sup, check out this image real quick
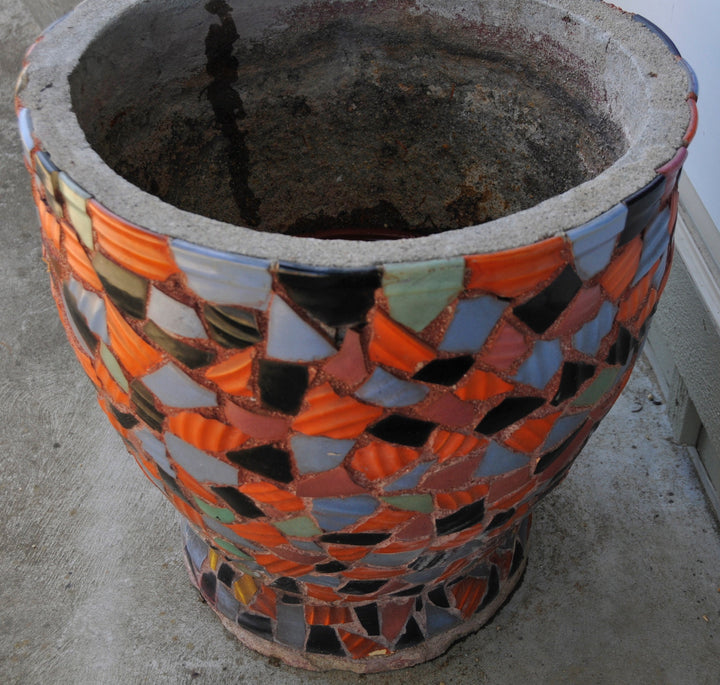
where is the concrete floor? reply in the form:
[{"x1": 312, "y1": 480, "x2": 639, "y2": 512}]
[{"x1": 2, "y1": 2, "x2": 719, "y2": 683}]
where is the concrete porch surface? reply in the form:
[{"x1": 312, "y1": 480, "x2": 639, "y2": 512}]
[{"x1": 1, "y1": 2, "x2": 719, "y2": 683}]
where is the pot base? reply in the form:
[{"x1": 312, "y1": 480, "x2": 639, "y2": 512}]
[{"x1": 182, "y1": 517, "x2": 529, "y2": 672}]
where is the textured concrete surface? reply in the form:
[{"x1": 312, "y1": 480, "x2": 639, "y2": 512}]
[{"x1": 2, "y1": 2, "x2": 719, "y2": 683}]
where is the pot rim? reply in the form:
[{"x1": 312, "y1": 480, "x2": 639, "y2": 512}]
[{"x1": 19, "y1": 0, "x2": 695, "y2": 269}]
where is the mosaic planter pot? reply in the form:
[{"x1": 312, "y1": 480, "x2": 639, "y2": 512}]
[{"x1": 16, "y1": 0, "x2": 696, "y2": 673}]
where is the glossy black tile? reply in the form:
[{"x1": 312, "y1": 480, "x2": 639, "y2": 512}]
[
  {"x1": 211, "y1": 486, "x2": 265, "y2": 519},
  {"x1": 319, "y1": 532, "x2": 391, "y2": 545},
  {"x1": 315, "y1": 561, "x2": 347, "y2": 573},
  {"x1": 412, "y1": 356, "x2": 475, "y2": 386},
  {"x1": 620, "y1": 174, "x2": 665, "y2": 245},
  {"x1": 395, "y1": 616, "x2": 424, "y2": 649},
  {"x1": 552, "y1": 362, "x2": 597, "y2": 405},
  {"x1": 513, "y1": 266, "x2": 582, "y2": 334},
  {"x1": 130, "y1": 380, "x2": 165, "y2": 432},
  {"x1": 204, "y1": 304, "x2": 262, "y2": 349},
  {"x1": 340, "y1": 579, "x2": 387, "y2": 595},
  {"x1": 306, "y1": 625, "x2": 345, "y2": 656},
  {"x1": 144, "y1": 320, "x2": 215, "y2": 369},
  {"x1": 428, "y1": 586, "x2": 451, "y2": 608},
  {"x1": 477, "y1": 565, "x2": 500, "y2": 612},
  {"x1": 367, "y1": 415, "x2": 437, "y2": 447},
  {"x1": 257, "y1": 359, "x2": 309, "y2": 414},
  {"x1": 237, "y1": 611, "x2": 273, "y2": 639},
  {"x1": 475, "y1": 397, "x2": 545, "y2": 435},
  {"x1": 226, "y1": 445, "x2": 294, "y2": 483},
  {"x1": 435, "y1": 499, "x2": 486, "y2": 536},
  {"x1": 355, "y1": 603, "x2": 380, "y2": 635}
]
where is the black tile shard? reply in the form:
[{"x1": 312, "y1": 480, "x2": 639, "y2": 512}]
[
  {"x1": 477, "y1": 565, "x2": 500, "y2": 612},
  {"x1": 340, "y1": 579, "x2": 387, "y2": 595},
  {"x1": 534, "y1": 427, "x2": 584, "y2": 475},
  {"x1": 237, "y1": 611, "x2": 273, "y2": 639},
  {"x1": 475, "y1": 397, "x2": 545, "y2": 435},
  {"x1": 315, "y1": 561, "x2": 347, "y2": 573},
  {"x1": 607, "y1": 326, "x2": 636, "y2": 366},
  {"x1": 510, "y1": 540, "x2": 525, "y2": 576},
  {"x1": 552, "y1": 362, "x2": 597, "y2": 405},
  {"x1": 204, "y1": 304, "x2": 262, "y2": 349},
  {"x1": 367, "y1": 415, "x2": 437, "y2": 447},
  {"x1": 619, "y1": 174, "x2": 665, "y2": 246},
  {"x1": 436, "y1": 499, "x2": 486, "y2": 536},
  {"x1": 159, "y1": 469, "x2": 191, "y2": 506},
  {"x1": 306, "y1": 625, "x2": 345, "y2": 656},
  {"x1": 62, "y1": 283, "x2": 98, "y2": 352},
  {"x1": 319, "y1": 532, "x2": 390, "y2": 546},
  {"x1": 410, "y1": 552, "x2": 446, "y2": 571},
  {"x1": 355, "y1": 603, "x2": 380, "y2": 635},
  {"x1": 412, "y1": 356, "x2": 475, "y2": 386},
  {"x1": 428, "y1": 587, "x2": 450, "y2": 608},
  {"x1": 200, "y1": 572, "x2": 217, "y2": 602},
  {"x1": 144, "y1": 320, "x2": 215, "y2": 369},
  {"x1": 217, "y1": 563, "x2": 234, "y2": 586},
  {"x1": 130, "y1": 380, "x2": 165, "y2": 432},
  {"x1": 92, "y1": 252, "x2": 148, "y2": 319},
  {"x1": 486, "y1": 508, "x2": 516, "y2": 531},
  {"x1": 226, "y1": 445, "x2": 293, "y2": 483},
  {"x1": 395, "y1": 616, "x2": 424, "y2": 649},
  {"x1": 211, "y1": 486, "x2": 265, "y2": 519},
  {"x1": 272, "y1": 577, "x2": 300, "y2": 594},
  {"x1": 513, "y1": 266, "x2": 582, "y2": 334},
  {"x1": 257, "y1": 359, "x2": 308, "y2": 415},
  {"x1": 277, "y1": 264, "x2": 381, "y2": 326},
  {"x1": 109, "y1": 403, "x2": 139, "y2": 429}
]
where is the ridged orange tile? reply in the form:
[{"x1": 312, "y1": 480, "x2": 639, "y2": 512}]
[
  {"x1": 349, "y1": 441, "x2": 420, "y2": 480},
  {"x1": 292, "y1": 383, "x2": 383, "y2": 439},
  {"x1": 167, "y1": 411, "x2": 248, "y2": 452},
  {"x1": 62, "y1": 224, "x2": 102, "y2": 290},
  {"x1": 174, "y1": 465, "x2": 220, "y2": 504},
  {"x1": 326, "y1": 545, "x2": 370, "y2": 563},
  {"x1": 73, "y1": 343, "x2": 98, "y2": 385},
  {"x1": 305, "y1": 605, "x2": 353, "y2": 625},
  {"x1": 617, "y1": 271, "x2": 653, "y2": 324},
  {"x1": 171, "y1": 494, "x2": 204, "y2": 527},
  {"x1": 352, "y1": 508, "x2": 415, "y2": 533},
  {"x1": 238, "y1": 482, "x2": 305, "y2": 512},
  {"x1": 367, "y1": 309, "x2": 435, "y2": 373},
  {"x1": 37, "y1": 194, "x2": 61, "y2": 250},
  {"x1": 306, "y1": 584, "x2": 343, "y2": 603},
  {"x1": 341, "y1": 566, "x2": 407, "y2": 580},
  {"x1": 466, "y1": 236, "x2": 566, "y2": 297},
  {"x1": 205, "y1": 349, "x2": 254, "y2": 397},
  {"x1": 637, "y1": 288, "x2": 659, "y2": 328},
  {"x1": 88, "y1": 200, "x2": 179, "y2": 281},
  {"x1": 227, "y1": 521, "x2": 288, "y2": 548},
  {"x1": 451, "y1": 576, "x2": 488, "y2": 618},
  {"x1": 435, "y1": 483, "x2": 489, "y2": 511},
  {"x1": 504, "y1": 411, "x2": 562, "y2": 453},
  {"x1": 106, "y1": 301, "x2": 163, "y2": 377},
  {"x1": 253, "y1": 554, "x2": 314, "y2": 577},
  {"x1": 338, "y1": 630, "x2": 390, "y2": 659},
  {"x1": 133, "y1": 449, "x2": 161, "y2": 480},
  {"x1": 600, "y1": 237, "x2": 642, "y2": 300},
  {"x1": 432, "y1": 430, "x2": 487, "y2": 463},
  {"x1": 454, "y1": 368, "x2": 514, "y2": 401},
  {"x1": 95, "y1": 357, "x2": 130, "y2": 407}
]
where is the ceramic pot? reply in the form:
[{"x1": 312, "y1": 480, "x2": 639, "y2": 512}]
[{"x1": 16, "y1": 0, "x2": 696, "y2": 672}]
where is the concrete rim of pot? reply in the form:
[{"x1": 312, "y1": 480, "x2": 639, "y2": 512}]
[{"x1": 18, "y1": 0, "x2": 695, "y2": 268}]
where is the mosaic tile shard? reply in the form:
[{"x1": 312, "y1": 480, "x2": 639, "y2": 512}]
[
  {"x1": 355, "y1": 368, "x2": 429, "y2": 407},
  {"x1": 92, "y1": 252, "x2": 149, "y2": 320},
  {"x1": 143, "y1": 321, "x2": 216, "y2": 369},
  {"x1": 277, "y1": 264, "x2": 381, "y2": 326},
  {"x1": 58, "y1": 171, "x2": 94, "y2": 248},
  {"x1": 474, "y1": 442, "x2": 529, "y2": 478},
  {"x1": 67, "y1": 278, "x2": 108, "y2": 344},
  {"x1": 171, "y1": 240, "x2": 272, "y2": 309},
  {"x1": 312, "y1": 496, "x2": 378, "y2": 531},
  {"x1": 412, "y1": 356, "x2": 474, "y2": 386},
  {"x1": 440, "y1": 296, "x2": 506, "y2": 353},
  {"x1": 476, "y1": 397, "x2": 545, "y2": 435},
  {"x1": 367, "y1": 415, "x2": 436, "y2": 447},
  {"x1": 227, "y1": 445, "x2": 294, "y2": 483},
  {"x1": 573, "y1": 300, "x2": 617, "y2": 356},
  {"x1": 142, "y1": 363, "x2": 217, "y2": 408},
  {"x1": 147, "y1": 287, "x2": 207, "y2": 338},
  {"x1": 165, "y1": 433, "x2": 239, "y2": 486},
  {"x1": 34, "y1": 150, "x2": 62, "y2": 217},
  {"x1": 634, "y1": 207, "x2": 671, "y2": 285},
  {"x1": 203, "y1": 304, "x2": 261, "y2": 349},
  {"x1": 135, "y1": 427, "x2": 174, "y2": 474},
  {"x1": 512, "y1": 339, "x2": 562, "y2": 389},
  {"x1": 17, "y1": 107, "x2": 34, "y2": 167},
  {"x1": 552, "y1": 362, "x2": 597, "y2": 405},
  {"x1": 290, "y1": 435, "x2": 354, "y2": 474},
  {"x1": 382, "y1": 259, "x2": 465, "y2": 331},
  {"x1": 513, "y1": 266, "x2": 582, "y2": 334},
  {"x1": 257, "y1": 360, "x2": 309, "y2": 414},
  {"x1": 385, "y1": 462, "x2": 433, "y2": 492},
  {"x1": 266, "y1": 296, "x2": 335, "y2": 362},
  {"x1": 620, "y1": 175, "x2": 665, "y2": 245},
  {"x1": 568, "y1": 204, "x2": 627, "y2": 279}
]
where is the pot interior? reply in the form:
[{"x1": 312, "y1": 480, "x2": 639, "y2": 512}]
[{"x1": 70, "y1": 0, "x2": 627, "y2": 240}]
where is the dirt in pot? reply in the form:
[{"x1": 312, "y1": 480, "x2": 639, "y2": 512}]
[{"x1": 73, "y1": 1, "x2": 627, "y2": 240}]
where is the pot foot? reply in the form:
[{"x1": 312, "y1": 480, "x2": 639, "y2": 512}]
[{"x1": 181, "y1": 517, "x2": 530, "y2": 672}]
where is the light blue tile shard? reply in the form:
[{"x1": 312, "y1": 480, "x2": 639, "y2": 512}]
[
  {"x1": 291, "y1": 539, "x2": 323, "y2": 552},
  {"x1": 355, "y1": 367, "x2": 429, "y2": 407},
  {"x1": 165, "y1": 433, "x2": 238, "y2": 485},
  {"x1": 543, "y1": 412, "x2": 589, "y2": 449},
  {"x1": 201, "y1": 515, "x2": 260, "y2": 555},
  {"x1": 633, "y1": 207, "x2": 671, "y2": 285},
  {"x1": 298, "y1": 574, "x2": 341, "y2": 587},
  {"x1": 513, "y1": 339, "x2": 562, "y2": 389},
  {"x1": 426, "y1": 604, "x2": 461, "y2": 636},
  {"x1": 384, "y1": 462, "x2": 432, "y2": 492},
  {"x1": 135, "y1": 427, "x2": 174, "y2": 475},
  {"x1": 147, "y1": 286, "x2": 207, "y2": 338},
  {"x1": 276, "y1": 603, "x2": 307, "y2": 647},
  {"x1": 440, "y1": 295, "x2": 506, "y2": 353},
  {"x1": 266, "y1": 296, "x2": 335, "y2": 362},
  {"x1": 171, "y1": 240, "x2": 272, "y2": 310},
  {"x1": 18, "y1": 108, "x2": 34, "y2": 165},
  {"x1": 184, "y1": 525, "x2": 209, "y2": 570},
  {"x1": 216, "y1": 583, "x2": 240, "y2": 620},
  {"x1": 652, "y1": 251, "x2": 669, "y2": 290},
  {"x1": 474, "y1": 442, "x2": 528, "y2": 478},
  {"x1": 573, "y1": 300, "x2": 617, "y2": 356},
  {"x1": 403, "y1": 565, "x2": 446, "y2": 584},
  {"x1": 61, "y1": 288, "x2": 93, "y2": 356},
  {"x1": 312, "y1": 495, "x2": 378, "y2": 531},
  {"x1": 362, "y1": 549, "x2": 421, "y2": 567},
  {"x1": 569, "y1": 204, "x2": 628, "y2": 280},
  {"x1": 143, "y1": 363, "x2": 217, "y2": 408},
  {"x1": 67, "y1": 278, "x2": 109, "y2": 344},
  {"x1": 290, "y1": 435, "x2": 354, "y2": 474}
]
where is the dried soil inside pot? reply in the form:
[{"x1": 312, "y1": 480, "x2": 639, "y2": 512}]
[{"x1": 70, "y1": 1, "x2": 626, "y2": 240}]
